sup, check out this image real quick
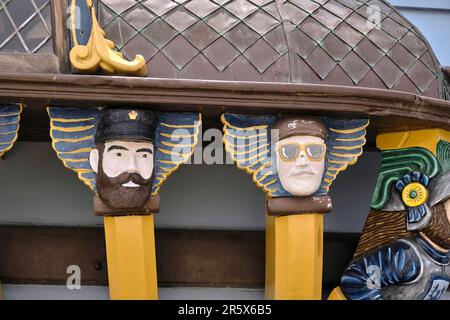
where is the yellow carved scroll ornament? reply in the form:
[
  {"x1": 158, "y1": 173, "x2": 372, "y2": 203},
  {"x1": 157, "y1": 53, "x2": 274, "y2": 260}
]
[{"x1": 69, "y1": 0, "x2": 148, "y2": 76}]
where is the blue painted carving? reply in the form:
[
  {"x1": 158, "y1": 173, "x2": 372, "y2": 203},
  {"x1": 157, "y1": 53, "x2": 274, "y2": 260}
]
[
  {"x1": 48, "y1": 107, "x2": 201, "y2": 195},
  {"x1": 221, "y1": 113, "x2": 369, "y2": 197},
  {"x1": 68, "y1": 0, "x2": 93, "y2": 48},
  {"x1": 0, "y1": 104, "x2": 23, "y2": 157},
  {"x1": 341, "y1": 235, "x2": 450, "y2": 300}
]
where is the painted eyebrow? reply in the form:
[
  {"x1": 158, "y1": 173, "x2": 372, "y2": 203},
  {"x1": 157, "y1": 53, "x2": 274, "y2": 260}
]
[
  {"x1": 136, "y1": 148, "x2": 153, "y2": 154},
  {"x1": 107, "y1": 145, "x2": 129, "y2": 152}
]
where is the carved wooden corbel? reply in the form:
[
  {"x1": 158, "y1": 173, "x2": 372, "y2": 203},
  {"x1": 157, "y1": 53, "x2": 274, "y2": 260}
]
[
  {"x1": 48, "y1": 106, "x2": 201, "y2": 299},
  {"x1": 68, "y1": 0, "x2": 148, "y2": 76},
  {"x1": 222, "y1": 113, "x2": 369, "y2": 299}
]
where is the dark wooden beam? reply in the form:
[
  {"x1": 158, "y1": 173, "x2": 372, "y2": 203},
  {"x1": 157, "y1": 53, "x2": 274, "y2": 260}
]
[
  {"x1": 50, "y1": 0, "x2": 70, "y2": 73},
  {"x1": 0, "y1": 225, "x2": 358, "y2": 289},
  {"x1": 0, "y1": 72, "x2": 448, "y2": 135}
]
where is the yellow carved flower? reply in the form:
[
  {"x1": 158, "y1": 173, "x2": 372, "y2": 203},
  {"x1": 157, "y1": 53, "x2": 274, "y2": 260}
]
[{"x1": 402, "y1": 182, "x2": 428, "y2": 207}]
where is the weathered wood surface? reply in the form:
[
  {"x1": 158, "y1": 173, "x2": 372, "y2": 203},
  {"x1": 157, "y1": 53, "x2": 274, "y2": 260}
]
[
  {"x1": 0, "y1": 226, "x2": 358, "y2": 288},
  {"x1": 0, "y1": 73, "x2": 449, "y2": 133}
]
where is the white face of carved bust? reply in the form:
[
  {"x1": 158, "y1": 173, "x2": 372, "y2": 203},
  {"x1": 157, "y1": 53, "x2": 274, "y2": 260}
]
[
  {"x1": 275, "y1": 135, "x2": 326, "y2": 196},
  {"x1": 90, "y1": 140, "x2": 154, "y2": 187}
]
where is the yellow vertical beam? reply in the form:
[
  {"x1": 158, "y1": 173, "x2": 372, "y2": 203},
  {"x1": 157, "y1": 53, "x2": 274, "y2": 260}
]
[
  {"x1": 376, "y1": 129, "x2": 450, "y2": 155},
  {"x1": 265, "y1": 213, "x2": 323, "y2": 300},
  {"x1": 104, "y1": 215, "x2": 158, "y2": 300}
]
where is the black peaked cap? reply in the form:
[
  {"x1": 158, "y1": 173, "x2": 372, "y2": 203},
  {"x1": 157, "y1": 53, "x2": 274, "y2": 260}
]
[{"x1": 95, "y1": 109, "x2": 157, "y2": 143}]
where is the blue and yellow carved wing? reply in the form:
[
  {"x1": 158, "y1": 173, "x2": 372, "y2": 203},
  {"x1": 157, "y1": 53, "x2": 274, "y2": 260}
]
[
  {"x1": 48, "y1": 107, "x2": 100, "y2": 191},
  {"x1": 152, "y1": 113, "x2": 202, "y2": 195},
  {"x1": 49, "y1": 108, "x2": 201, "y2": 195},
  {"x1": 0, "y1": 104, "x2": 23, "y2": 157},
  {"x1": 221, "y1": 113, "x2": 289, "y2": 197},
  {"x1": 317, "y1": 118, "x2": 370, "y2": 194}
]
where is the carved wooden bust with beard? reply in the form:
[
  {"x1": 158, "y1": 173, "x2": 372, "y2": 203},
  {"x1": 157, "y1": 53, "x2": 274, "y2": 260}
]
[{"x1": 89, "y1": 109, "x2": 156, "y2": 214}]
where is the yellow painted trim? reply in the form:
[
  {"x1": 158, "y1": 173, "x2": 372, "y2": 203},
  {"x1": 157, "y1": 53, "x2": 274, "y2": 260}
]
[
  {"x1": 104, "y1": 215, "x2": 158, "y2": 300},
  {"x1": 0, "y1": 112, "x2": 21, "y2": 118},
  {"x1": 59, "y1": 148, "x2": 92, "y2": 154},
  {"x1": 265, "y1": 214, "x2": 324, "y2": 300},
  {"x1": 332, "y1": 142, "x2": 365, "y2": 150},
  {"x1": 335, "y1": 137, "x2": 366, "y2": 142},
  {"x1": 220, "y1": 113, "x2": 268, "y2": 131},
  {"x1": 225, "y1": 138, "x2": 268, "y2": 150},
  {"x1": 225, "y1": 131, "x2": 267, "y2": 140},
  {"x1": 0, "y1": 121, "x2": 20, "y2": 126},
  {"x1": 327, "y1": 287, "x2": 347, "y2": 300},
  {"x1": 329, "y1": 122, "x2": 369, "y2": 134},
  {"x1": 322, "y1": 124, "x2": 368, "y2": 191},
  {"x1": 329, "y1": 152, "x2": 358, "y2": 158},
  {"x1": 229, "y1": 143, "x2": 270, "y2": 156},
  {"x1": 52, "y1": 135, "x2": 93, "y2": 143},
  {"x1": 159, "y1": 166, "x2": 172, "y2": 173},
  {"x1": 47, "y1": 107, "x2": 96, "y2": 191},
  {"x1": 0, "y1": 103, "x2": 23, "y2": 158},
  {"x1": 328, "y1": 159, "x2": 349, "y2": 165},
  {"x1": 160, "y1": 132, "x2": 195, "y2": 139},
  {"x1": 51, "y1": 125, "x2": 95, "y2": 132},
  {"x1": 64, "y1": 158, "x2": 89, "y2": 163},
  {"x1": 261, "y1": 178, "x2": 277, "y2": 188},
  {"x1": 157, "y1": 147, "x2": 190, "y2": 156},
  {"x1": 0, "y1": 131, "x2": 18, "y2": 135},
  {"x1": 239, "y1": 148, "x2": 269, "y2": 162},
  {"x1": 51, "y1": 117, "x2": 95, "y2": 123},
  {"x1": 376, "y1": 129, "x2": 450, "y2": 155},
  {"x1": 160, "y1": 140, "x2": 194, "y2": 148},
  {"x1": 253, "y1": 162, "x2": 272, "y2": 176},
  {"x1": 257, "y1": 170, "x2": 274, "y2": 183},
  {"x1": 221, "y1": 115, "x2": 276, "y2": 197},
  {"x1": 159, "y1": 122, "x2": 196, "y2": 129},
  {"x1": 157, "y1": 159, "x2": 176, "y2": 165},
  {"x1": 151, "y1": 114, "x2": 202, "y2": 195},
  {"x1": 69, "y1": 0, "x2": 147, "y2": 76}
]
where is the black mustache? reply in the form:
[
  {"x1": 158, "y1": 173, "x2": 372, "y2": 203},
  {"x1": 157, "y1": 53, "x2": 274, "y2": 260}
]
[{"x1": 106, "y1": 172, "x2": 152, "y2": 186}]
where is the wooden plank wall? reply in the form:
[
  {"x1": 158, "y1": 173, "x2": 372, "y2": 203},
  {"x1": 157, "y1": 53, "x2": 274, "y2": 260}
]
[{"x1": 0, "y1": 226, "x2": 358, "y2": 289}]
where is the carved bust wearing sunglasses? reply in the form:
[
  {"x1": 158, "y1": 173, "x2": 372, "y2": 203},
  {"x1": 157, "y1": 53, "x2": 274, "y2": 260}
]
[
  {"x1": 222, "y1": 112, "x2": 368, "y2": 214},
  {"x1": 272, "y1": 117, "x2": 328, "y2": 196}
]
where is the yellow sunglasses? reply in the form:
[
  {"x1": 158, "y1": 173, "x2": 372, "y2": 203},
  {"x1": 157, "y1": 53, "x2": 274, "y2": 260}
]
[{"x1": 276, "y1": 142, "x2": 326, "y2": 162}]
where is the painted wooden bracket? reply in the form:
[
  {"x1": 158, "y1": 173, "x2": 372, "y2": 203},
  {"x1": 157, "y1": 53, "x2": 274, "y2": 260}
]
[
  {"x1": 0, "y1": 104, "x2": 22, "y2": 158},
  {"x1": 334, "y1": 129, "x2": 450, "y2": 300},
  {"x1": 221, "y1": 113, "x2": 369, "y2": 300},
  {"x1": 68, "y1": 0, "x2": 147, "y2": 76},
  {"x1": 47, "y1": 107, "x2": 201, "y2": 299}
]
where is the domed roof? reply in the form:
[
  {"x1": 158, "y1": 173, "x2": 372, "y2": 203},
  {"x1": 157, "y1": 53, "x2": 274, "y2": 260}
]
[{"x1": 99, "y1": 0, "x2": 445, "y2": 99}]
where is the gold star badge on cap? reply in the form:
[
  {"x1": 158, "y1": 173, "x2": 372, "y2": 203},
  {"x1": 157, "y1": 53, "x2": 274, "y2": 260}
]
[{"x1": 128, "y1": 110, "x2": 138, "y2": 120}]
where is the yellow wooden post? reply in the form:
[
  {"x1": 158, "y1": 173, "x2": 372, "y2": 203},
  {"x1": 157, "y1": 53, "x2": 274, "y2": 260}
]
[
  {"x1": 104, "y1": 215, "x2": 158, "y2": 300},
  {"x1": 265, "y1": 213, "x2": 323, "y2": 300},
  {"x1": 328, "y1": 287, "x2": 346, "y2": 300},
  {"x1": 327, "y1": 128, "x2": 450, "y2": 300}
]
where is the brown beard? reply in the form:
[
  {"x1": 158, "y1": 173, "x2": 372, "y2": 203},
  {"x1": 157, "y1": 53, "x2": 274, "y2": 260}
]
[
  {"x1": 422, "y1": 203, "x2": 450, "y2": 250},
  {"x1": 96, "y1": 146, "x2": 153, "y2": 211}
]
